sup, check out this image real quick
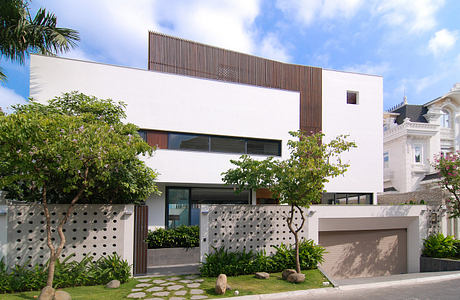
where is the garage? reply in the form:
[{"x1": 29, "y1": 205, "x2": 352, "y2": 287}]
[{"x1": 319, "y1": 229, "x2": 407, "y2": 279}]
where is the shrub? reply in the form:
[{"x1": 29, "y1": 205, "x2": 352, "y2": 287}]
[
  {"x1": 200, "y1": 239, "x2": 325, "y2": 277},
  {"x1": 454, "y1": 240, "x2": 460, "y2": 258},
  {"x1": 422, "y1": 233, "x2": 456, "y2": 258},
  {"x1": 147, "y1": 225, "x2": 199, "y2": 249},
  {"x1": 0, "y1": 254, "x2": 131, "y2": 293}
]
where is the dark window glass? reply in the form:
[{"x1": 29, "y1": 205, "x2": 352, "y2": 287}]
[
  {"x1": 138, "y1": 130, "x2": 147, "y2": 142},
  {"x1": 347, "y1": 91, "x2": 358, "y2": 104},
  {"x1": 191, "y1": 188, "x2": 250, "y2": 204},
  {"x1": 247, "y1": 139, "x2": 281, "y2": 156},
  {"x1": 210, "y1": 136, "x2": 245, "y2": 153},
  {"x1": 166, "y1": 188, "x2": 189, "y2": 228},
  {"x1": 168, "y1": 133, "x2": 209, "y2": 151},
  {"x1": 321, "y1": 192, "x2": 372, "y2": 204}
]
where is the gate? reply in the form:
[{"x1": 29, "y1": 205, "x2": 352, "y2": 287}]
[{"x1": 133, "y1": 205, "x2": 148, "y2": 275}]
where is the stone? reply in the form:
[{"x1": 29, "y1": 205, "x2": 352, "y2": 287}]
[
  {"x1": 167, "y1": 284, "x2": 184, "y2": 291},
  {"x1": 127, "y1": 292, "x2": 146, "y2": 298},
  {"x1": 282, "y1": 269, "x2": 297, "y2": 280},
  {"x1": 187, "y1": 283, "x2": 201, "y2": 288},
  {"x1": 38, "y1": 286, "x2": 55, "y2": 300},
  {"x1": 255, "y1": 272, "x2": 270, "y2": 279},
  {"x1": 167, "y1": 276, "x2": 181, "y2": 281},
  {"x1": 146, "y1": 286, "x2": 163, "y2": 292},
  {"x1": 179, "y1": 279, "x2": 193, "y2": 283},
  {"x1": 190, "y1": 296, "x2": 208, "y2": 300},
  {"x1": 152, "y1": 291, "x2": 170, "y2": 297},
  {"x1": 169, "y1": 297, "x2": 185, "y2": 300},
  {"x1": 160, "y1": 282, "x2": 176, "y2": 286},
  {"x1": 175, "y1": 290, "x2": 187, "y2": 296},
  {"x1": 135, "y1": 283, "x2": 152, "y2": 288},
  {"x1": 106, "y1": 279, "x2": 121, "y2": 289},
  {"x1": 215, "y1": 274, "x2": 227, "y2": 295},
  {"x1": 287, "y1": 272, "x2": 305, "y2": 283},
  {"x1": 137, "y1": 278, "x2": 152, "y2": 282},
  {"x1": 190, "y1": 289, "x2": 205, "y2": 295},
  {"x1": 152, "y1": 279, "x2": 166, "y2": 284},
  {"x1": 144, "y1": 298, "x2": 163, "y2": 300},
  {"x1": 184, "y1": 275, "x2": 199, "y2": 279},
  {"x1": 194, "y1": 279, "x2": 204, "y2": 282},
  {"x1": 131, "y1": 288, "x2": 143, "y2": 292},
  {"x1": 53, "y1": 291, "x2": 71, "y2": 300}
]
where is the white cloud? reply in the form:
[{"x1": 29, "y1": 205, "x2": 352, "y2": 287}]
[
  {"x1": 0, "y1": 86, "x2": 28, "y2": 113},
  {"x1": 257, "y1": 33, "x2": 291, "y2": 62},
  {"x1": 428, "y1": 29, "x2": 457, "y2": 56},
  {"x1": 375, "y1": 0, "x2": 445, "y2": 33},
  {"x1": 276, "y1": 0, "x2": 364, "y2": 25},
  {"x1": 343, "y1": 62, "x2": 390, "y2": 76}
]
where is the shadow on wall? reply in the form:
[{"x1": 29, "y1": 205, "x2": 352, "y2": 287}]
[
  {"x1": 319, "y1": 229, "x2": 407, "y2": 279},
  {"x1": 7, "y1": 203, "x2": 128, "y2": 268}
]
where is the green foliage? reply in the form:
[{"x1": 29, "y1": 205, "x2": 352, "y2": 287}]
[
  {"x1": 454, "y1": 240, "x2": 460, "y2": 258},
  {"x1": 147, "y1": 225, "x2": 199, "y2": 249},
  {"x1": 199, "y1": 240, "x2": 325, "y2": 277},
  {"x1": 0, "y1": 0, "x2": 79, "y2": 81},
  {"x1": 0, "y1": 254, "x2": 130, "y2": 293},
  {"x1": 422, "y1": 233, "x2": 457, "y2": 258},
  {"x1": 433, "y1": 152, "x2": 460, "y2": 218}
]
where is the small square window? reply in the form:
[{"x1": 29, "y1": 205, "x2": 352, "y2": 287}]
[{"x1": 347, "y1": 91, "x2": 358, "y2": 104}]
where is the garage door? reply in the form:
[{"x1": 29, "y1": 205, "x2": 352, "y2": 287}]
[{"x1": 319, "y1": 229, "x2": 407, "y2": 279}]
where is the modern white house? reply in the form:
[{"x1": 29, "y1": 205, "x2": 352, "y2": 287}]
[
  {"x1": 26, "y1": 33, "x2": 439, "y2": 279},
  {"x1": 383, "y1": 83, "x2": 460, "y2": 194}
]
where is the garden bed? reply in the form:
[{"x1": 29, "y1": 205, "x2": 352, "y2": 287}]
[
  {"x1": 420, "y1": 256, "x2": 460, "y2": 272},
  {"x1": 147, "y1": 247, "x2": 200, "y2": 267},
  {"x1": 2, "y1": 270, "x2": 329, "y2": 300}
]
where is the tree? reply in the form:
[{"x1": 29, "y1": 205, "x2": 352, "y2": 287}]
[
  {"x1": 222, "y1": 131, "x2": 356, "y2": 273},
  {"x1": 433, "y1": 152, "x2": 460, "y2": 218},
  {"x1": 0, "y1": 0, "x2": 79, "y2": 81},
  {"x1": 0, "y1": 92, "x2": 158, "y2": 290}
]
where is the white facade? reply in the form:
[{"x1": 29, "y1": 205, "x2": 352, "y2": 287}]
[
  {"x1": 383, "y1": 84, "x2": 460, "y2": 193},
  {"x1": 30, "y1": 54, "x2": 383, "y2": 229}
]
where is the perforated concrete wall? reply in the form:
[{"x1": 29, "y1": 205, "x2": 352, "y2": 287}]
[
  {"x1": 201, "y1": 205, "x2": 309, "y2": 257},
  {"x1": 7, "y1": 203, "x2": 134, "y2": 268}
]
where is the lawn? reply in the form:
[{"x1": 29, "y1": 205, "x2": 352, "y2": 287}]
[{"x1": 1, "y1": 269, "x2": 329, "y2": 300}]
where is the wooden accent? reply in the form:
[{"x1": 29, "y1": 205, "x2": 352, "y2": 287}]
[
  {"x1": 148, "y1": 32, "x2": 322, "y2": 133},
  {"x1": 146, "y1": 130, "x2": 168, "y2": 149},
  {"x1": 256, "y1": 188, "x2": 273, "y2": 199},
  {"x1": 133, "y1": 205, "x2": 148, "y2": 275}
]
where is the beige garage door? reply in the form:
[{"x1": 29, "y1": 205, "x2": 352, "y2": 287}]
[{"x1": 319, "y1": 229, "x2": 407, "y2": 279}]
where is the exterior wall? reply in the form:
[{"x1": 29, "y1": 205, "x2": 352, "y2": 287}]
[
  {"x1": 6, "y1": 203, "x2": 134, "y2": 269},
  {"x1": 200, "y1": 204, "x2": 428, "y2": 274},
  {"x1": 322, "y1": 70, "x2": 383, "y2": 199},
  {"x1": 384, "y1": 136, "x2": 408, "y2": 192},
  {"x1": 30, "y1": 55, "x2": 299, "y2": 185},
  {"x1": 0, "y1": 205, "x2": 7, "y2": 264},
  {"x1": 146, "y1": 183, "x2": 166, "y2": 230}
]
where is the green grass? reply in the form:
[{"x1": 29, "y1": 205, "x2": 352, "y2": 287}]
[{"x1": 1, "y1": 269, "x2": 328, "y2": 300}]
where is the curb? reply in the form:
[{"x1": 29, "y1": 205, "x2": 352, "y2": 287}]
[
  {"x1": 217, "y1": 287, "x2": 336, "y2": 300},
  {"x1": 338, "y1": 272, "x2": 460, "y2": 291}
]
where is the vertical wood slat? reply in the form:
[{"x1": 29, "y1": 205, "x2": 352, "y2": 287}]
[
  {"x1": 133, "y1": 205, "x2": 148, "y2": 275},
  {"x1": 148, "y1": 32, "x2": 322, "y2": 133},
  {"x1": 146, "y1": 130, "x2": 168, "y2": 149}
]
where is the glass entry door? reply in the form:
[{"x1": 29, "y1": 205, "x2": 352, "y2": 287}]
[{"x1": 166, "y1": 188, "x2": 190, "y2": 228}]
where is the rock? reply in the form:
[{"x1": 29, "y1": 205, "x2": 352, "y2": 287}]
[
  {"x1": 38, "y1": 286, "x2": 55, "y2": 300},
  {"x1": 127, "y1": 292, "x2": 146, "y2": 298},
  {"x1": 194, "y1": 279, "x2": 204, "y2": 282},
  {"x1": 152, "y1": 291, "x2": 170, "y2": 297},
  {"x1": 137, "y1": 278, "x2": 152, "y2": 282},
  {"x1": 106, "y1": 280, "x2": 121, "y2": 289},
  {"x1": 187, "y1": 283, "x2": 201, "y2": 288},
  {"x1": 131, "y1": 289, "x2": 143, "y2": 292},
  {"x1": 53, "y1": 291, "x2": 71, "y2": 300},
  {"x1": 179, "y1": 279, "x2": 193, "y2": 283},
  {"x1": 153, "y1": 279, "x2": 166, "y2": 284},
  {"x1": 169, "y1": 297, "x2": 185, "y2": 300},
  {"x1": 215, "y1": 274, "x2": 227, "y2": 295},
  {"x1": 190, "y1": 289, "x2": 205, "y2": 295},
  {"x1": 282, "y1": 269, "x2": 296, "y2": 280},
  {"x1": 146, "y1": 286, "x2": 163, "y2": 292},
  {"x1": 255, "y1": 272, "x2": 270, "y2": 279},
  {"x1": 287, "y1": 272, "x2": 305, "y2": 283},
  {"x1": 135, "y1": 283, "x2": 152, "y2": 288},
  {"x1": 175, "y1": 290, "x2": 187, "y2": 296},
  {"x1": 166, "y1": 284, "x2": 184, "y2": 291}
]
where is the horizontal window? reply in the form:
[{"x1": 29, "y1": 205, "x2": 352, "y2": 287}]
[{"x1": 140, "y1": 129, "x2": 281, "y2": 156}]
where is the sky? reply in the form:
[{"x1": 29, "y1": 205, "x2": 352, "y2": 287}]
[{"x1": 1, "y1": 0, "x2": 459, "y2": 111}]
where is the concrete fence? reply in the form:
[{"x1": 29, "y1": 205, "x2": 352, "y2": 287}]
[{"x1": 2, "y1": 203, "x2": 134, "y2": 269}]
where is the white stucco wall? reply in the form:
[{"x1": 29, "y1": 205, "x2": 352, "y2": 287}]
[
  {"x1": 322, "y1": 69, "x2": 383, "y2": 199},
  {"x1": 0, "y1": 206, "x2": 7, "y2": 264},
  {"x1": 30, "y1": 55, "x2": 299, "y2": 184}
]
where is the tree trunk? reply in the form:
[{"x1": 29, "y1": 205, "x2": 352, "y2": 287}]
[
  {"x1": 293, "y1": 230, "x2": 300, "y2": 273},
  {"x1": 286, "y1": 203, "x2": 306, "y2": 274}
]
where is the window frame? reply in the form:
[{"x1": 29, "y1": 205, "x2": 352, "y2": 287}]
[
  {"x1": 347, "y1": 90, "x2": 359, "y2": 105},
  {"x1": 413, "y1": 144, "x2": 423, "y2": 164}
]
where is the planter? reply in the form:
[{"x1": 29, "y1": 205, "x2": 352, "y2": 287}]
[
  {"x1": 420, "y1": 256, "x2": 460, "y2": 272},
  {"x1": 147, "y1": 247, "x2": 200, "y2": 267}
]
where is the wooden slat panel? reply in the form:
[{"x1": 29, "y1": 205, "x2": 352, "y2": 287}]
[
  {"x1": 148, "y1": 32, "x2": 322, "y2": 132},
  {"x1": 146, "y1": 130, "x2": 168, "y2": 149},
  {"x1": 133, "y1": 205, "x2": 148, "y2": 275}
]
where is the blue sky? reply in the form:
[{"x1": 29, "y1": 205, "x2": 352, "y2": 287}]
[{"x1": 1, "y1": 0, "x2": 459, "y2": 111}]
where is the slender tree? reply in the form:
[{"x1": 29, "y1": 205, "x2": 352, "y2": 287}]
[
  {"x1": 222, "y1": 131, "x2": 356, "y2": 273},
  {"x1": 433, "y1": 152, "x2": 460, "y2": 218},
  {"x1": 0, "y1": 0, "x2": 79, "y2": 80},
  {"x1": 0, "y1": 92, "x2": 158, "y2": 292}
]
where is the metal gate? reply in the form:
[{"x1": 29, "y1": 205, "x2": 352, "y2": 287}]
[{"x1": 133, "y1": 205, "x2": 148, "y2": 275}]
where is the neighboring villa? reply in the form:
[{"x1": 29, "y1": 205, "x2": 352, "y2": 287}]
[
  {"x1": 30, "y1": 32, "x2": 383, "y2": 229},
  {"x1": 383, "y1": 83, "x2": 460, "y2": 194}
]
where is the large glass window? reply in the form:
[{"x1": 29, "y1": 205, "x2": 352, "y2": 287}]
[
  {"x1": 168, "y1": 133, "x2": 209, "y2": 151},
  {"x1": 321, "y1": 193, "x2": 373, "y2": 204},
  {"x1": 166, "y1": 188, "x2": 190, "y2": 228},
  {"x1": 441, "y1": 109, "x2": 450, "y2": 128},
  {"x1": 211, "y1": 136, "x2": 245, "y2": 153},
  {"x1": 414, "y1": 145, "x2": 422, "y2": 163},
  {"x1": 247, "y1": 139, "x2": 281, "y2": 156}
]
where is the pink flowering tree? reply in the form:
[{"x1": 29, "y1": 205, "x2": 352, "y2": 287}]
[
  {"x1": 433, "y1": 152, "x2": 460, "y2": 218},
  {"x1": 0, "y1": 92, "x2": 158, "y2": 289}
]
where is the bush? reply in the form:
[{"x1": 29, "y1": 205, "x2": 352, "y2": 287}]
[
  {"x1": 422, "y1": 233, "x2": 456, "y2": 258},
  {"x1": 147, "y1": 225, "x2": 199, "y2": 249},
  {"x1": 453, "y1": 240, "x2": 460, "y2": 258},
  {"x1": 200, "y1": 239, "x2": 325, "y2": 277},
  {"x1": 0, "y1": 254, "x2": 131, "y2": 293}
]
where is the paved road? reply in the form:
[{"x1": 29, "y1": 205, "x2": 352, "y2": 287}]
[{"x1": 295, "y1": 278, "x2": 460, "y2": 300}]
